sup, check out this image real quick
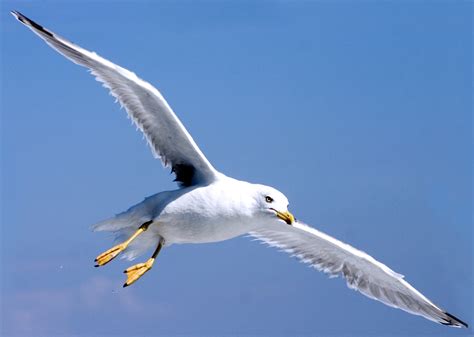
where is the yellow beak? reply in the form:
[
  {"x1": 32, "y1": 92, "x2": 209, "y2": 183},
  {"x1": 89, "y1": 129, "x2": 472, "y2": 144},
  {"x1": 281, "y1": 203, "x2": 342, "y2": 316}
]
[{"x1": 275, "y1": 210, "x2": 295, "y2": 225}]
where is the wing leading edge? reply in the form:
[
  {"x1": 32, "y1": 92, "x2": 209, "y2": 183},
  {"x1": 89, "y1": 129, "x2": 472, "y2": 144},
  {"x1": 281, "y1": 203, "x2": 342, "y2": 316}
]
[
  {"x1": 250, "y1": 221, "x2": 468, "y2": 328},
  {"x1": 12, "y1": 11, "x2": 218, "y2": 187}
]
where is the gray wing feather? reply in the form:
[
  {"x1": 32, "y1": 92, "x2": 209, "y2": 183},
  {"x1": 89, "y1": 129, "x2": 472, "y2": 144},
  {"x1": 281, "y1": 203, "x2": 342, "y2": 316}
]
[
  {"x1": 250, "y1": 221, "x2": 467, "y2": 328},
  {"x1": 12, "y1": 11, "x2": 218, "y2": 186}
]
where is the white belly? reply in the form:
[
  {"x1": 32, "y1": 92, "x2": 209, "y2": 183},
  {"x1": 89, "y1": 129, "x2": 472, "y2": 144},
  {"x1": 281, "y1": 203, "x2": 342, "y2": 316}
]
[
  {"x1": 151, "y1": 182, "x2": 259, "y2": 244},
  {"x1": 156, "y1": 216, "x2": 252, "y2": 244}
]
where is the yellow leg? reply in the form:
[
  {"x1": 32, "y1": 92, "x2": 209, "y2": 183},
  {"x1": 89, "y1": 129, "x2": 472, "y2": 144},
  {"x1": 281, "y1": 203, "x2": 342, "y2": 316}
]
[
  {"x1": 123, "y1": 238, "x2": 164, "y2": 287},
  {"x1": 94, "y1": 220, "x2": 152, "y2": 267}
]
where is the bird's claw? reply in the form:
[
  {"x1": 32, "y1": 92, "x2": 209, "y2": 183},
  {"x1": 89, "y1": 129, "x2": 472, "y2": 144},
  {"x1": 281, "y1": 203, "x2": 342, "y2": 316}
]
[
  {"x1": 123, "y1": 258, "x2": 155, "y2": 287},
  {"x1": 94, "y1": 243, "x2": 126, "y2": 267}
]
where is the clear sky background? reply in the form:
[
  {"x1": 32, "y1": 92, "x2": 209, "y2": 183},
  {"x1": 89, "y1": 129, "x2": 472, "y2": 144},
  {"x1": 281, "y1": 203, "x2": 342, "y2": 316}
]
[{"x1": 1, "y1": 1, "x2": 472, "y2": 336}]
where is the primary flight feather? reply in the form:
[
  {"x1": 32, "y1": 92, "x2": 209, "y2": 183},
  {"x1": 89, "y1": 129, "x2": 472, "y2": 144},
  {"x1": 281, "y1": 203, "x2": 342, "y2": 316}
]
[{"x1": 11, "y1": 11, "x2": 468, "y2": 328}]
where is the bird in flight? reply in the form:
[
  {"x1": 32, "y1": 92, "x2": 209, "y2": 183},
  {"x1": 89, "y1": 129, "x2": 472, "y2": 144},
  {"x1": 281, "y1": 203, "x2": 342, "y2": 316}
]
[{"x1": 12, "y1": 11, "x2": 468, "y2": 328}]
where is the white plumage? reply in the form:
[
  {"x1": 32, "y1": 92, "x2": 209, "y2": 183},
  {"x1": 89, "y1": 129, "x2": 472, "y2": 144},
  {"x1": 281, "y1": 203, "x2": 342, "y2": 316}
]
[
  {"x1": 12, "y1": 10, "x2": 467, "y2": 328},
  {"x1": 250, "y1": 222, "x2": 460, "y2": 326}
]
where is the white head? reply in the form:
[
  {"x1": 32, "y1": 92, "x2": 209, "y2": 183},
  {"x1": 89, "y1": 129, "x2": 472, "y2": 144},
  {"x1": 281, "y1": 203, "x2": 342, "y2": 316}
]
[{"x1": 251, "y1": 184, "x2": 295, "y2": 225}]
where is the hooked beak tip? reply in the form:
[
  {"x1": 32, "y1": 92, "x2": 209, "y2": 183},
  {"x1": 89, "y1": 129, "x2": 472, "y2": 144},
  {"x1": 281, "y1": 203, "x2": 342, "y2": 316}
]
[{"x1": 275, "y1": 210, "x2": 295, "y2": 225}]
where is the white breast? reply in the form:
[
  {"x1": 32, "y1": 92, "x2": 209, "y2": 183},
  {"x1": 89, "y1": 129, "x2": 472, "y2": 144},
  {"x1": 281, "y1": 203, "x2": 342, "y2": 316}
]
[{"x1": 155, "y1": 178, "x2": 260, "y2": 244}]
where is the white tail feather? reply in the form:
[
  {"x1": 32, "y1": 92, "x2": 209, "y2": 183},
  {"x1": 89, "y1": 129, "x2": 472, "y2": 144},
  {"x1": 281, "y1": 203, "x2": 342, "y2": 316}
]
[{"x1": 92, "y1": 194, "x2": 164, "y2": 260}]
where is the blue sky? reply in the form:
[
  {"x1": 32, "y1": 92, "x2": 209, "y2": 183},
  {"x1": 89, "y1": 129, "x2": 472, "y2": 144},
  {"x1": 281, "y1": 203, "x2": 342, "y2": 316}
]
[{"x1": 1, "y1": 1, "x2": 472, "y2": 336}]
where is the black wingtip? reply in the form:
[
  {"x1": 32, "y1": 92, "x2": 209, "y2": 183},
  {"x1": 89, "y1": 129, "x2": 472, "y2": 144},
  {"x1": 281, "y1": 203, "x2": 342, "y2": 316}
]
[
  {"x1": 11, "y1": 10, "x2": 27, "y2": 23},
  {"x1": 11, "y1": 10, "x2": 54, "y2": 38},
  {"x1": 443, "y1": 311, "x2": 468, "y2": 328},
  {"x1": 11, "y1": 10, "x2": 21, "y2": 21}
]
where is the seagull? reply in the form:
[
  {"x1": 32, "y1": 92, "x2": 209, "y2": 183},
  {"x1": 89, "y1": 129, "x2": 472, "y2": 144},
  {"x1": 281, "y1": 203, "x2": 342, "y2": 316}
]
[{"x1": 12, "y1": 11, "x2": 468, "y2": 328}]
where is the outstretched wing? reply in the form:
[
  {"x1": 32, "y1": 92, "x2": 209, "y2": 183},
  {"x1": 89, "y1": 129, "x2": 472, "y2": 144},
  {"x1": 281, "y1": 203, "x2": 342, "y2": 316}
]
[
  {"x1": 12, "y1": 11, "x2": 218, "y2": 187},
  {"x1": 249, "y1": 221, "x2": 467, "y2": 328}
]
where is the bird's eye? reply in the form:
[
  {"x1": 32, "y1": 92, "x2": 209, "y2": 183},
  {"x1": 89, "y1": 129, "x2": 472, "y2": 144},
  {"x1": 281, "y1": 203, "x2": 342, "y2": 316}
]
[{"x1": 265, "y1": 196, "x2": 274, "y2": 203}]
